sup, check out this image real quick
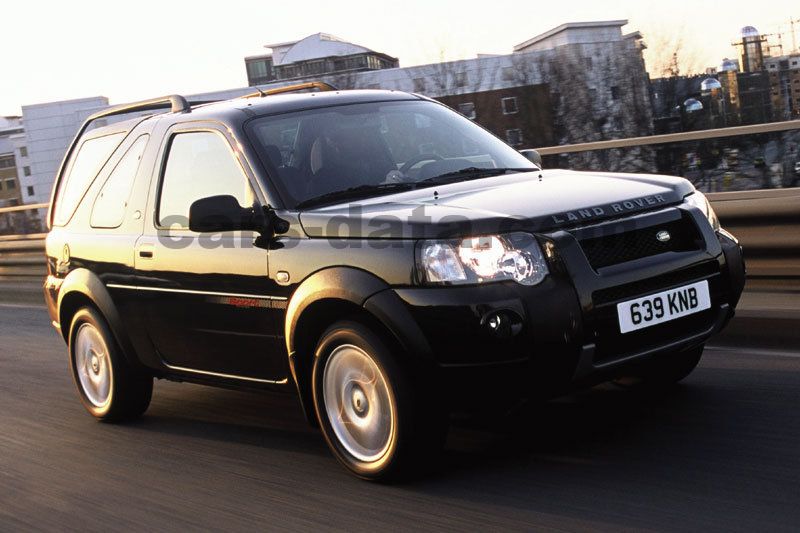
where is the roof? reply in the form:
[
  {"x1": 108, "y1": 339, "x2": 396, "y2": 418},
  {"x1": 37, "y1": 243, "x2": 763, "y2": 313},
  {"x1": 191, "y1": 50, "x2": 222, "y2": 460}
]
[
  {"x1": 167, "y1": 90, "x2": 421, "y2": 126},
  {"x1": 265, "y1": 33, "x2": 376, "y2": 66},
  {"x1": 513, "y1": 20, "x2": 629, "y2": 52}
]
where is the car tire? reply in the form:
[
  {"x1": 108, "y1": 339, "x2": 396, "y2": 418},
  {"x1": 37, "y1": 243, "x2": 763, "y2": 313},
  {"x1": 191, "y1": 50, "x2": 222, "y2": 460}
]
[
  {"x1": 68, "y1": 307, "x2": 153, "y2": 421},
  {"x1": 311, "y1": 320, "x2": 446, "y2": 481},
  {"x1": 616, "y1": 345, "x2": 704, "y2": 389}
]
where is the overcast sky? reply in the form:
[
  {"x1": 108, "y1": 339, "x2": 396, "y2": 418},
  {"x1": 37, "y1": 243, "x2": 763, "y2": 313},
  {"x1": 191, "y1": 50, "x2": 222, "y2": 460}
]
[{"x1": 1, "y1": 0, "x2": 798, "y2": 116}]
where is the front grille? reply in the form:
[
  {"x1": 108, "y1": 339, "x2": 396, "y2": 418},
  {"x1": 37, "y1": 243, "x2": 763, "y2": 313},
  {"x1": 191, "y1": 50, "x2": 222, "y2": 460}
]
[
  {"x1": 592, "y1": 262, "x2": 719, "y2": 306},
  {"x1": 576, "y1": 217, "x2": 701, "y2": 269}
]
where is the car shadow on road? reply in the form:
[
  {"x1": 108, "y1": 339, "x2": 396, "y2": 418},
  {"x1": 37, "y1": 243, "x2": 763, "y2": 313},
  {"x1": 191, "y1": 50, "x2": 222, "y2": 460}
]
[
  {"x1": 125, "y1": 381, "x2": 329, "y2": 457},
  {"x1": 130, "y1": 374, "x2": 717, "y2": 479}
]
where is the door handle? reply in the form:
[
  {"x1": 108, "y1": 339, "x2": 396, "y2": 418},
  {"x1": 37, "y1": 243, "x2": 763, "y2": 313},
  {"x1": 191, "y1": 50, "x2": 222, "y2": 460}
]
[{"x1": 138, "y1": 244, "x2": 154, "y2": 259}]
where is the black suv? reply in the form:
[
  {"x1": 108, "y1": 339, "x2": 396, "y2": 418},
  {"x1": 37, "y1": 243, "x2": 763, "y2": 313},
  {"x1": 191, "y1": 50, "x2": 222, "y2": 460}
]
[{"x1": 44, "y1": 83, "x2": 745, "y2": 480}]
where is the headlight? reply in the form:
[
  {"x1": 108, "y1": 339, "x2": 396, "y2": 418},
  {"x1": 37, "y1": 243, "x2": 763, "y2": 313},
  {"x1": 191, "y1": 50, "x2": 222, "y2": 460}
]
[
  {"x1": 418, "y1": 232, "x2": 549, "y2": 286},
  {"x1": 685, "y1": 191, "x2": 720, "y2": 231}
]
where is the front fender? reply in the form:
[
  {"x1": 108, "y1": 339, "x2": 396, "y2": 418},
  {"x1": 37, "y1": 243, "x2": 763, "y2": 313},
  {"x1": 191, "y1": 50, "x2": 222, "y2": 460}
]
[
  {"x1": 284, "y1": 267, "x2": 434, "y2": 425},
  {"x1": 284, "y1": 267, "x2": 389, "y2": 354}
]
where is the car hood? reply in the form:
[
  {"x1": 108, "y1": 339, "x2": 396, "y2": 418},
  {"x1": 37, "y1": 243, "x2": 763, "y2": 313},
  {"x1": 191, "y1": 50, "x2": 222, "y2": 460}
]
[{"x1": 298, "y1": 169, "x2": 694, "y2": 239}]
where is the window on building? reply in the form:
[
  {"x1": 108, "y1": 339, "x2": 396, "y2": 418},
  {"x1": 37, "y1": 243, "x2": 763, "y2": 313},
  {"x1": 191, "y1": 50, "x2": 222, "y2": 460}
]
[
  {"x1": 19, "y1": 147, "x2": 27, "y2": 158},
  {"x1": 91, "y1": 135, "x2": 149, "y2": 228},
  {"x1": 585, "y1": 57, "x2": 593, "y2": 69},
  {"x1": 501, "y1": 97, "x2": 518, "y2": 114},
  {"x1": 455, "y1": 72, "x2": 467, "y2": 87},
  {"x1": 158, "y1": 131, "x2": 254, "y2": 230},
  {"x1": 413, "y1": 78, "x2": 426, "y2": 93},
  {"x1": 611, "y1": 86, "x2": 621, "y2": 100},
  {"x1": 0, "y1": 155, "x2": 14, "y2": 169},
  {"x1": 26, "y1": 186, "x2": 34, "y2": 197},
  {"x1": 246, "y1": 57, "x2": 274, "y2": 85},
  {"x1": 23, "y1": 166, "x2": 30, "y2": 176},
  {"x1": 6, "y1": 178, "x2": 16, "y2": 190},
  {"x1": 770, "y1": 64, "x2": 777, "y2": 69},
  {"x1": 457, "y1": 102, "x2": 476, "y2": 120},
  {"x1": 0, "y1": 180, "x2": 3, "y2": 191},
  {"x1": 506, "y1": 129, "x2": 523, "y2": 146},
  {"x1": 53, "y1": 132, "x2": 125, "y2": 226}
]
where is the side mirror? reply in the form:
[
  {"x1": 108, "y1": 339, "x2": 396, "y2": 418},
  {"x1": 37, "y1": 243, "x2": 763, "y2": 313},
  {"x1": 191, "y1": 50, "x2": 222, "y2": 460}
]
[
  {"x1": 189, "y1": 195, "x2": 269, "y2": 234},
  {"x1": 519, "y1": 149, "x2": 543, "y2": 168}
]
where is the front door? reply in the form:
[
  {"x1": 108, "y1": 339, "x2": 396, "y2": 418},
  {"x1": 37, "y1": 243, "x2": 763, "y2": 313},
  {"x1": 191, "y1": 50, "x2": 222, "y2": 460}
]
[{"x1": 134, "y1": 126, "x2": 287, "y2": 382}]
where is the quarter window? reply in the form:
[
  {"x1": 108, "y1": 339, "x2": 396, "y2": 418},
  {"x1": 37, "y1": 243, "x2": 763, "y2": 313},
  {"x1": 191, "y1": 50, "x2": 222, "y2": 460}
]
[
  {"x1": 158, "y1": 131, "x2": 254, "y2": 230},
  {"x1": 53, "y1": 132, "x2": 125, "y2": 226},
  {"x1": 91, "y1": 135, "x2": 149, "y2": 228}
]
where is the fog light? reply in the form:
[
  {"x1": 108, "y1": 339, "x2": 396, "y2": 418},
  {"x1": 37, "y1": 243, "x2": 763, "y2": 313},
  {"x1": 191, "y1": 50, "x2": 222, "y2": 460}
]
[{"x1": 481, "y1": 310, "x2": 523, "y2": 339}]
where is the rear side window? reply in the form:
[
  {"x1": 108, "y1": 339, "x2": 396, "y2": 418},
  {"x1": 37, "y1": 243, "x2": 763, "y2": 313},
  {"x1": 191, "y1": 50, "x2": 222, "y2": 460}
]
[
  {"x1": 90, "y1": 135, "x2": 149, "y2": 228},
  {"x1": 53, "y1": 132, "x2": 125, "y2": 226},
  {"x1": 158, "y1": 131, "x2": 254, "y2": 229}
]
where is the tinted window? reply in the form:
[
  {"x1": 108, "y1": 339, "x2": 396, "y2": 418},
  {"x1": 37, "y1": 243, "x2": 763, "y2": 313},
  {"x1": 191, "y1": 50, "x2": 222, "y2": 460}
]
[
  {"x1": 53, "y1": 132, "x2": 125, "y2": 226},
  {"x1": 91, "y1": 135, "x2": 149, "y2": 228},
  {"x1": 246, "y1": 100, "x2": 535, "y2": 208},
  {"x1": 158, "y1": 131, "x2": 254, "y2": 229}
]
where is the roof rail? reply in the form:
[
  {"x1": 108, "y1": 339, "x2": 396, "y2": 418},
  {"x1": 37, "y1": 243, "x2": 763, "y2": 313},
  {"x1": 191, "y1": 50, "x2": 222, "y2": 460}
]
[
  {"x1": 84, "y1": 94, "x2": 191, "y2": 124},
  {"x1": 241, "y1": 81, "x2": 338, "y2": 99}
]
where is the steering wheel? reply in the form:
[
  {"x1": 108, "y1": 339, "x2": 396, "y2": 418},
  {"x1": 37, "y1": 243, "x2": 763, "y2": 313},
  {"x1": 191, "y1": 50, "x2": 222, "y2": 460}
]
[{"x1": 399, "y1": 153, "x2": 443, "y2": 174}]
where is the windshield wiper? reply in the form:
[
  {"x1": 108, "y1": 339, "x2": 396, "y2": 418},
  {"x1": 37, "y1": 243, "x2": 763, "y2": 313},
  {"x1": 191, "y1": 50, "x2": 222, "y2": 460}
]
[
  {"x1": 295, "y1": 167, "x2": 536, "y2": 209},
  {"x1": 417, "y1": 167, "x2": 534, "y2": 186},
  {"x1": 295, "y1": 182, "x2": 417, "y2": 209}
]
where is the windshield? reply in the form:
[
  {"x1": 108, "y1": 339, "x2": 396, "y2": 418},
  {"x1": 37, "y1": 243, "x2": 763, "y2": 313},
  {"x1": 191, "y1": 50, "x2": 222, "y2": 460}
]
[{"x1": 246, "y1": 99, "x2": 537, "y2": 208}]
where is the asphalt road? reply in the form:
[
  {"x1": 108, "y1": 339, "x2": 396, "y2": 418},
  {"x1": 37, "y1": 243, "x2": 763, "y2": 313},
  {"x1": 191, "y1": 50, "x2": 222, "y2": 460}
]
[{"x1": 1, "y1": 304, "x2": 800, "y2": 531}]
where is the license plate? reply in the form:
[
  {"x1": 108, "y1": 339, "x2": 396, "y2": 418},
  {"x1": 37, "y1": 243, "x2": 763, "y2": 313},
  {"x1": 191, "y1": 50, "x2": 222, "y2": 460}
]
[{"x1": 617, "y1": 280, "x2": 711, "y2": 334}]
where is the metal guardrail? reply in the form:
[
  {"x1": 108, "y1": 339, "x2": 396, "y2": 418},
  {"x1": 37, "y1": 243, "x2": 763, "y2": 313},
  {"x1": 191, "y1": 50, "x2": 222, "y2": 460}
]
[
  {"x1": 534, "y1": 119, "x2": 800, "y2": 155},
  {"x1": 0, "y1": 202, "x2": 49, "y2": 214},
  {"x1": 0, "y1": 195, "x2": 794, "y2": 281},
  {"x1": 0, "y1": 233, "x2": 47, "y2": 280},
  {"x1": 708, "y1": 188, "x2": 800, "y2": 279}
]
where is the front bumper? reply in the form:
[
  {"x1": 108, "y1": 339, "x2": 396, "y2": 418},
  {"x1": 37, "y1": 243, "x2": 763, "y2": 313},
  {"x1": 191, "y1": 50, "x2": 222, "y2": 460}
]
[{"x1": 385, "y1": 208, "x2": 745, "y2": 398}]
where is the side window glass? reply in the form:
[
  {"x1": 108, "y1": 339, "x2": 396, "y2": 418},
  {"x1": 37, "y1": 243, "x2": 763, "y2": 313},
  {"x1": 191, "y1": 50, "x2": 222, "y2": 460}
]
[
  {"x1": 158, "y1": 131, "x2": 254, "y2": 230},
  {"x1": 53, "y1": 132, "x2": 125, "y2": 226},
  {"x1": 90, "y1": 135, "x2": 149, "y2": 228}
]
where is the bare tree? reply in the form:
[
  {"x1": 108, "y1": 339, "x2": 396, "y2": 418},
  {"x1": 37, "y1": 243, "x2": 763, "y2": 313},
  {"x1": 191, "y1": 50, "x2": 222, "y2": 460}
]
[{"x1": 644, "y1": 31, "x2": 705, "y2": 78}]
